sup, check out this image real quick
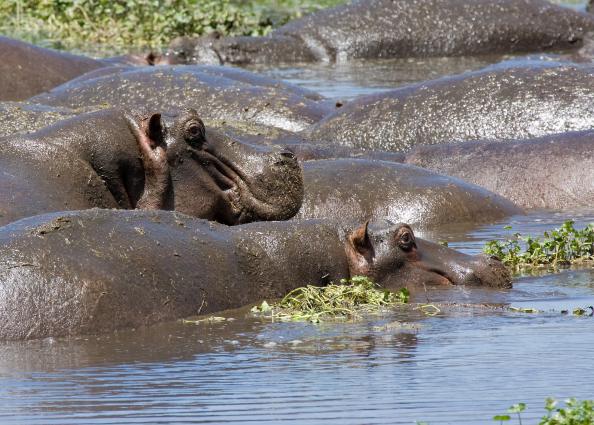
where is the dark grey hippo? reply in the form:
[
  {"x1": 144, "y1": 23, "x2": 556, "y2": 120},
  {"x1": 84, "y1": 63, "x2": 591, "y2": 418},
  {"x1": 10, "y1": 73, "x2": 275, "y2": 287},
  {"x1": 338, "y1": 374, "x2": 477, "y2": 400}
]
[
  {"x1": 297, "y1": 159, "x2": 522, "y2": 228},
  {"x1": 405, "y1": 131, "x2": 594, "y2": 210},
  {"x1": 0, "y1": 36, "x2": 104, "y2": 101},
  {"x1": 0, "y1": 108, "x2": 303, "y2": 226},
  {"x1": 28, "y1": 65, "x2": 334, "y2": 132},
  {"x1": 161, "y1": 0, "x2": 594, "y2": 65},
  {"x1": 305, "y1": 63, "x2": 594, "y2": 152},
  {"x1": 0, "y1": 208, "x2": 511, "y2": 340}
]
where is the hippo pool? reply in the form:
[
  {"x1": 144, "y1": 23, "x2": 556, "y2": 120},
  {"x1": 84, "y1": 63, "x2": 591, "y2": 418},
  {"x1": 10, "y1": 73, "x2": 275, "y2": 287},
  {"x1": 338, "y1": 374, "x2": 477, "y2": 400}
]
[{"x1": 2, "y1": 3, "x2": 594, "y2": 425}]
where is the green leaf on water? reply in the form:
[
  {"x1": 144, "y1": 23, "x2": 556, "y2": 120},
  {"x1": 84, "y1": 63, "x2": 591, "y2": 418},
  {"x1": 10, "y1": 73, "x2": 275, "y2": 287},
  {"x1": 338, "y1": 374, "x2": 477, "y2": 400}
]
[
  {"x1": 507, "y1": 403, "x2": 526, "y2": 414},
  {"x1": 493, "y1": 415, "x2": 511, "y2": 421}
]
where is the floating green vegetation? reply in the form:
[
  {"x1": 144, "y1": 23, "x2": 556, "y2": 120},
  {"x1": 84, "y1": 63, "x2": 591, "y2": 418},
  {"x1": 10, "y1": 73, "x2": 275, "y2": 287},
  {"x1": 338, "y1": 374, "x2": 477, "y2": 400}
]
[
  {"x1": 251, "y1": 276, "x2": 409, "y2": 323},
  {"x1": 483, "y1": 220, "x2": 594, "y2": 272},
  {"x1": 0, "y1": 0, "x2": 344, "y2": 56},
  {"x1": 493, "y1": 398, "x2": 594, "y2": 425}
]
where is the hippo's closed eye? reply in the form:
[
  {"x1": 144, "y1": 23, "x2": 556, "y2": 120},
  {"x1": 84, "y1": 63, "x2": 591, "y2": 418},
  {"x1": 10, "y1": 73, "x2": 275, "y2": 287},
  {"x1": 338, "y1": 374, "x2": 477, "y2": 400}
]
[{"x1": 184, "y1": 119, "x2": 206, "y2": 148}]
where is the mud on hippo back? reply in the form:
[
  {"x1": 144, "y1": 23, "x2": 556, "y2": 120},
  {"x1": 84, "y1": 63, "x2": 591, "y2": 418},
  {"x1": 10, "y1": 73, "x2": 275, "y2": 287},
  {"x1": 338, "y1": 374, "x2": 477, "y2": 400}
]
[
  {"x1": 0, "y1": 209, "x2": 511, "y2": 340},
  {"x1": 0, "y1": 108, "x2": 303, "y2": 226},
  {"x1": 159, "y1": 0, "x2": 594, "y2": 65}
]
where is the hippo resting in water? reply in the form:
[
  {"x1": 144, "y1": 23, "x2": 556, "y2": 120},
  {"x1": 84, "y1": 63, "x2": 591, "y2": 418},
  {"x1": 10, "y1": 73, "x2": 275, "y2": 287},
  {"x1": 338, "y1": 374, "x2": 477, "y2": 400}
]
[
  {"x1": 305, "y1": 63, "x2": 594, "y2": 152},
  {"x1": 296, "y1": 159, "x2": 522, "y2": 228},
  {"x1": 160, "y1": 0, "x2": 594, "y2": 65},
  {"x1": 0, "y1": 209, "x2": 511, "y2": 340},
  {"x1": 28, "y1": 65, "x2": 334, "y2": 133},
  {"x1": 0, "y1": 108, "x2": 303, "y2": 226},
  {"x1": 0, "y1": 36, "x2": 105, "y2": 101},
  {"x1": 405, "y1": 130, "x2": 594, "y2": 210}
]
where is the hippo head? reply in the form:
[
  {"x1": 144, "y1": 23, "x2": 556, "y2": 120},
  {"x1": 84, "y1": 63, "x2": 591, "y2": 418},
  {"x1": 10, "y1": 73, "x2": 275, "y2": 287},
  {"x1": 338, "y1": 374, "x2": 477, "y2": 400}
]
[
  {"x1": 344, "y1": 220, "x2": 512, "y2": 289},
  {"x1": 138, "y1": 109, "x2": 303, "y2": 224}
]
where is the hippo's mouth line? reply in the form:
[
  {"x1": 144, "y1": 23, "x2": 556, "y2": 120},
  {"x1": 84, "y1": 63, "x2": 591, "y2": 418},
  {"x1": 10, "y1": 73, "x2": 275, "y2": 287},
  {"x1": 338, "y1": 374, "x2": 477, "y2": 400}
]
[
  {"x1": 415, "y1": 263, "x2": 455, "y2": 286},
  {"x1": 189, "y1": 148, "x2": 281, "y2": 221}
]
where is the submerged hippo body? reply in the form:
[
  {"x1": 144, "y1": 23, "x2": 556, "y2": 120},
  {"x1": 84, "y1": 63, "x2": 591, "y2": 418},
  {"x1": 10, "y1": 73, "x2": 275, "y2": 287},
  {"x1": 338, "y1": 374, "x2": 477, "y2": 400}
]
[
  {"x1": 0, "y1": 108, "x2": 303, "y2": 226},
  {"x1": 306, "y1": 63, "x2": 594, "y2": 152},
  {"x1": 28, "y1": 65, "x2": 334, "y2": 132},
  {"x1": 297, "y1": 159, "x2": 522, "y2": 228},
  {"x1": 0, "y1": 36, "x2": 104, "y2": 101},
  {"x1": 405, "y1": 131, "x2": 594, "y2": 210},
  {"x1": 162, "y1": 0, "x2": 594, "y2": 65},
  {"x1": 0, "y1": 209, "x2": 511, "y2": 340}
]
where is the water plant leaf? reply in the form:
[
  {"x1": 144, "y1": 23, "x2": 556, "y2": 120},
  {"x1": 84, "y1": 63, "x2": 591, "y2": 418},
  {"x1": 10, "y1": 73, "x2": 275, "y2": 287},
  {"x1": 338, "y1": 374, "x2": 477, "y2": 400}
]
[
  {"x1": 483, "y1": 221, "x2": 594, "y2": 273},
  {"x1": 493, "y1": 415, "x2": 511, "y2": 421},
  {"x1": 251, "y1": 276, "x2": 409, "y2": 323},
  {"x1": 508, "y1": 403, "x2": 526, "y2": 414}
]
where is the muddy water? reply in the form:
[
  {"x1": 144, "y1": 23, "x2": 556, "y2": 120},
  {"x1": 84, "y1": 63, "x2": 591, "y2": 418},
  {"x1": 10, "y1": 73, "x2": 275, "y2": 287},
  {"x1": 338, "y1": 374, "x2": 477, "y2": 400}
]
[{"x1": 1, "y1": 211, "x2": 594, "y2": 424}]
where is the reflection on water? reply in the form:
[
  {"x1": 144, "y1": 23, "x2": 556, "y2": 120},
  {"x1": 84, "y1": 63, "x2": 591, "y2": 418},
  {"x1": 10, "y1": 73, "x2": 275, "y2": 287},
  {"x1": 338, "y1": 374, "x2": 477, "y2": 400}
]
[{"x1": 1, "y1": 210, "x2": 594, "y2": 424}]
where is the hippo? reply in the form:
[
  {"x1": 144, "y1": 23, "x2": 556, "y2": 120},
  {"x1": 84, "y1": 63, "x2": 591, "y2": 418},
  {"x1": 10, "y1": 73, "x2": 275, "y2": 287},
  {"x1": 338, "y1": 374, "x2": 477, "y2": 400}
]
[
  {"x1": 0, "y1": 36, "x2": 105, "y2": 101},
  {"x1": 28, "y1": 65, "x2": 334, "y2": 132},
  {"x1": 0, "y1": 101, "x2": 77, "y2": 138},
  {"x1": 305, "y1": 63, "x2": 594, "y2": 152},
  {"x1": 297, "y1": 159, "x2": 522, "y2": 228},
  {"x1": 0, "y1": 108, "x2": 303, "y2": 226},
  {"x1": 405, "y1": 130, "x2": 594, "y2": 210},
  {"x1": 0, "y1": 208, "x2": 512, "y2": 340},
  {"x1": 160, "y1": 0, "x2": 594, "y2": 65}
]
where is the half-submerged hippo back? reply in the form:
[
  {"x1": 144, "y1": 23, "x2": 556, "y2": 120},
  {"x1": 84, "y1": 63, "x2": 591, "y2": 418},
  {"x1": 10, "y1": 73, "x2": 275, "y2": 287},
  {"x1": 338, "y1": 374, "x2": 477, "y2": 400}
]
[{"x1": 162, "y1": 0, "x2": 594, "y2": 65}]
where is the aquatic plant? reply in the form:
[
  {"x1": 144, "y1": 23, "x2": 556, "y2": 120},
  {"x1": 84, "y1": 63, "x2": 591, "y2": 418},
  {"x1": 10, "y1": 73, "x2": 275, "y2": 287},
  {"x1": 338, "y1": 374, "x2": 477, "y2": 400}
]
[
  {"x1": 493, "y1": 398, "x2": 594, "y2": 425},
  {"x1": 251, "y1": 276, "x2": 409, "y2": 323},
  {"x1": 0, "y1": 0, "x2": 344, "y2": 56},
  {"x1": 483, "y1": 220, "x2": 594, "y2": 272}
]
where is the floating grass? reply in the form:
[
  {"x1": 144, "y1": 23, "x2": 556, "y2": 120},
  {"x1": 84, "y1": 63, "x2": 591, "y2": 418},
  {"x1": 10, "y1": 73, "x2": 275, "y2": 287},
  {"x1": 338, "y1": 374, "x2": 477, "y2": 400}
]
[
  {"x1": 251, "y1": 276, "x2": 409, "y2": 323},
  {"x1": 483, "y1": 220, "x2": 594, "y2": 272}
]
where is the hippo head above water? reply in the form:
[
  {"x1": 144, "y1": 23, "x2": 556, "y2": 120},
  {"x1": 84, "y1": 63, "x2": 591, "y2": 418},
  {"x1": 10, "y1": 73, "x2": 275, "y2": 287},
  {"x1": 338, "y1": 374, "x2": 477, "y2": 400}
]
[
  {"x1": 130, "y1": 108, "x2": 303, "y2": 224},
  {"x1": 344, "y1": 220, "x2": 512, "y2": 290}
]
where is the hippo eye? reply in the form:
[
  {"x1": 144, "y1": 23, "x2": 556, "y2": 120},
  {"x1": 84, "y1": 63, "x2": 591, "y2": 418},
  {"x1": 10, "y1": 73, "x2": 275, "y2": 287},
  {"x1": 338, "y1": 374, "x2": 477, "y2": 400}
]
[
  {"x1": 397, "y1": 229, "x2": 415, "y2": 251},
  {"x1": 184, "y1": 120, "x2": 205, "y2": 147}
]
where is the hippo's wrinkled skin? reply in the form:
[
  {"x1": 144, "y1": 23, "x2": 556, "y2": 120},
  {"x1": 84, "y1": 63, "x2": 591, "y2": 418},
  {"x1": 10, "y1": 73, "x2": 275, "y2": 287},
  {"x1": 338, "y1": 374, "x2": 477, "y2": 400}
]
[
  {"x1": 405, "y1": 131, "x2": 594, "y2": 210},
  {"x1": 161, "y1": 0, "x2": 594, "y2": 65},
  {"x1": 0, "y1": 108, "x2": 303, "y2": 226},
  {"x1": 0, "y1": 36, "x2": 104, "y2": 101},
  {"x1": 305, "y1": 63, "x2": 594, "y2": 152},
  {"x1": 0, "y1": 209, "x2": 511, "y2": 340},
  {"x1": 297, "y1": 159, "x2": 522, "y2": 228},
  {"x1": 28, "y1": 65, "x2": 334, "y2": 132}
]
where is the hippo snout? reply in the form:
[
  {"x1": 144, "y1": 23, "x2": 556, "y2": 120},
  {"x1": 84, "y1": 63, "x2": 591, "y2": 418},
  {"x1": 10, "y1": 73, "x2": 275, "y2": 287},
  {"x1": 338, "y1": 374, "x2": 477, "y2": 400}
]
[{"x1": 459, "y1": 254, "x2": 512, "y2": 289}]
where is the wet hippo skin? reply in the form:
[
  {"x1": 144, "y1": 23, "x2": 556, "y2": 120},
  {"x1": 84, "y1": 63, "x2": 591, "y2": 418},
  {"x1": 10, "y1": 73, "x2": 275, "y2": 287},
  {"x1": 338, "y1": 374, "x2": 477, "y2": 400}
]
[
  {"x1": 296, "y1": 159, "x2": 522, "y2": 228},
  {"x1": 161, "y1": 0, "x2": 594, "y2": 65},
  {"x1": 0, "y1": 209, "x2": 511, "y2": 340},
  {"x1": 305, "y1": 63, "x2": 594, "y2": 152},
  {"x1": 0, "y1": 108, "x2": 303, "y2": 226},
  {"x1": 0, "y1": 36, "x2": 104, "y2": 101},
  {"x1": 405, "y1": 131, "x2": 594, "y2": 210},
  {"x1": 28, "y1": 65, "x2": 334, "y2": 132}
]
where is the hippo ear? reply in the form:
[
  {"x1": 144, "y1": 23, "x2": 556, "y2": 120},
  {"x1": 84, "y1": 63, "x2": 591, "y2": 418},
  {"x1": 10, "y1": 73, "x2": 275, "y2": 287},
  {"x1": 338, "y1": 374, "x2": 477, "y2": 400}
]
[
  {"x1": 345, "y1": 221, "x2": 374, "y2": 276},
  {"x1": 349, "y1": 220, "x2": 371, "y2": 253},
  {"x1": 146, "y1": 113, "x2": 164, "y2": 147}
]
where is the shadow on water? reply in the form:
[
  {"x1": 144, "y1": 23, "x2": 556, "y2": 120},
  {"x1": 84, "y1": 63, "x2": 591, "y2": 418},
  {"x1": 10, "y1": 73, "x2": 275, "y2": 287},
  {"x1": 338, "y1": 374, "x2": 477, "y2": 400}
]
[{"x1": 1, "y1": 210, "x2": 594, "y2": 424}]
